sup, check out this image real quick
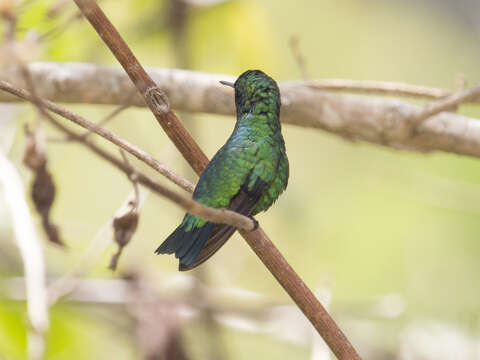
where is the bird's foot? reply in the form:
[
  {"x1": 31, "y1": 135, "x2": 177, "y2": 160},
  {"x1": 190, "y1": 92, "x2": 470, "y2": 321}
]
[{"x1": 248, "y1": 216, "x2": 259, "y2": 231}]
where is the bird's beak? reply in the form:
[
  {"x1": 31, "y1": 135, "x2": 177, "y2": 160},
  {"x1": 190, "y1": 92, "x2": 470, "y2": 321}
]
[{"x1": 219, "y1": 80, "x2": 235, "y2": 88}]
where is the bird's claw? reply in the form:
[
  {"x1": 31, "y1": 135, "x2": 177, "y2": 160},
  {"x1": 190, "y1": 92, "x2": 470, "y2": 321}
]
[{"x1": 249, "y1": 216, "x2": 259, "y2": 231}]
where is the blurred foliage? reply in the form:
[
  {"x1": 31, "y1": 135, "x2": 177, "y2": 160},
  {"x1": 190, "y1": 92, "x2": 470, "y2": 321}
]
[{"x1": 2, "y1": 0, "x2": 480, "y2": 358}]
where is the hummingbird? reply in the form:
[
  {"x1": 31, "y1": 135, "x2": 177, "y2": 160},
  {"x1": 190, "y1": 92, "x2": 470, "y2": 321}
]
[{"x1": 155, "y1": 70, "x2": 289, "y2": 271}]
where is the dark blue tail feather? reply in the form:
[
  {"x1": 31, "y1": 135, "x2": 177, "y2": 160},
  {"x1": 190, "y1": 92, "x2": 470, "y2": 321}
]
[
  {"x1": 155, "y1": 222, "x2": 215, "y2": 270},
  {"x1": 180, "y1": 223, "x2": 215, "y2": 267},
  {"x1": 155, "y1": 226, "x2": 183, "y2": 254}
]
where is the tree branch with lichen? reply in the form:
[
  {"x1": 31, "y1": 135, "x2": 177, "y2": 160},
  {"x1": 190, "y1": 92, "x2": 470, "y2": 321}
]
[{"x1": 2, "y1": 62, "x2": 480, "y2": 159}]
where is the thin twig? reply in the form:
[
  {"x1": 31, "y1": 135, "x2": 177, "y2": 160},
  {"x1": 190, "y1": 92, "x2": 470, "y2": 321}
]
[
  {"x1": 410, "y1": 82, "x2": 480, "y2": 128},
  {"x1": 289, "y1": 34, "x2": 309, "y2": 80},
  {"x1": 119, "y1": 149, "x2": 140, "y2": 211},
  {"x1": 47, "y1": 93, "x2": 134, "y2": 143},
  {"x1": 72, "y1": 1, "x2": 361, "y2": 359},
  {"x1": 77, "y1": 96, "x2": 134, "y2": 140},
  {"x1": 39, "y1": 0, "x2": 99, "y2": 42},
  {"x1": 291, "y1": 79, "x2": 453, "y2": 100}
]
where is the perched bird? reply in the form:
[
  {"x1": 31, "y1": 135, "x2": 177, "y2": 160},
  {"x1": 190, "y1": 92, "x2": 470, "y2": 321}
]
[{"x1": 155, "y1": 70, "x2": 289, "y2": 271}]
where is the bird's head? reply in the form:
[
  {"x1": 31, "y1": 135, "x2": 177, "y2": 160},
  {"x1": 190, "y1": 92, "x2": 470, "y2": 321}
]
[{"x1": 220, "y1": 70, "x2": 281, "y2": 117}]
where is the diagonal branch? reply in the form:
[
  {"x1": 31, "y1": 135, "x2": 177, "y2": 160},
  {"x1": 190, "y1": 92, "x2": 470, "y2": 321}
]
[{"x1": 72, "y1": 0, "x2": 361, "y2": 359}]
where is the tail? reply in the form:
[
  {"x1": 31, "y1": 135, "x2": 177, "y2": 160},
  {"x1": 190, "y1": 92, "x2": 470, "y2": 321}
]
[
  {"x1": 155, "y1": 220, "x2": 239, "y2": 271},
  {"x1": 180, "y1": 224, "x2": 237, "y2": 271},
  {"x1": 156, "y1": 177, "x2": 267, "y2": 270},
  {"x1": 155, "y1": 221, "x2": 216, "y2": 270}
]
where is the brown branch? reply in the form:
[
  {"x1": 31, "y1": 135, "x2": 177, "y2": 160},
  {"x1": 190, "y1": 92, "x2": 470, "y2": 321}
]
[
  {"x1": 72, "y1": 1, "x2": 361, "y2": 359},
  {"x1": 238, "y1": 227, "x2": 352, "y2": 357}
]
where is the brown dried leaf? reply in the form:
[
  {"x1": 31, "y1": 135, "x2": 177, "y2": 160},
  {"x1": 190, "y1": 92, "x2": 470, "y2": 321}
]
[
  {"x1": 113, "y1": 211, "x2": 139, "y2": 246},
  {"x1": 41, "y1": 217, "x2": 63, "y2": 247},
  {"x1": 32, "y1": 167, "x2": 54, "y2": 215},
  {"x1": 24, "y1": 129, "x2": 65, "y2": 246},
  {"x1": 32, "y1": 167, "x2": 65, "y2": 247},
  {"x1": 109, "y1": 211, "x2": 139, "y2": 270}
]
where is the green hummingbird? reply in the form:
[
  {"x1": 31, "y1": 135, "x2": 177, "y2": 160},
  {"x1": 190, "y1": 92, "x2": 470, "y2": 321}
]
[{"x1": 155, "y1": 70, "x2": 289, "y2": 270}]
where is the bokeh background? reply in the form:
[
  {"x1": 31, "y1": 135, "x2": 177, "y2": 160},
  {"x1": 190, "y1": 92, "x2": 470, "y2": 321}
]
[{"x1": 1, "y1": 0, "x2": 480, "y2": 359}]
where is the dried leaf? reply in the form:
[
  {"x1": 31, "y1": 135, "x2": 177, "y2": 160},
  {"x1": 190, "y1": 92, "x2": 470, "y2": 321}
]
[
  {"x1": 32, "y1": 167, "x2": 65, "y2": 247},
  {"x1": 113, "y1": 211, "x2": 138, "y2": 246},
  {"x1": 41, "y1": 215, "x2": 63, "y2": 246},
  {"x1": 109, "y1": 211, "x2": 139, "y2": 270},
  {"x1": 32, "y1": 167, "x2": 54, "y2": 215},
  {"x1": 24, "y1": 129, "x2": 65, "y2": 246}
]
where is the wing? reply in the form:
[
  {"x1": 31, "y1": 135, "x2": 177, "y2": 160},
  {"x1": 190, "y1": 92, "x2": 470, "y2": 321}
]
[{"x1": 178, "y1": 176, "x2": 267, "y2": 271}]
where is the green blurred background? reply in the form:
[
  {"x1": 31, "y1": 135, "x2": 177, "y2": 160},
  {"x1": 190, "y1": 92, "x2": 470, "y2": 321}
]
[{"x1": 2, "y1": 0, "x2": 480, "y2": 358}]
